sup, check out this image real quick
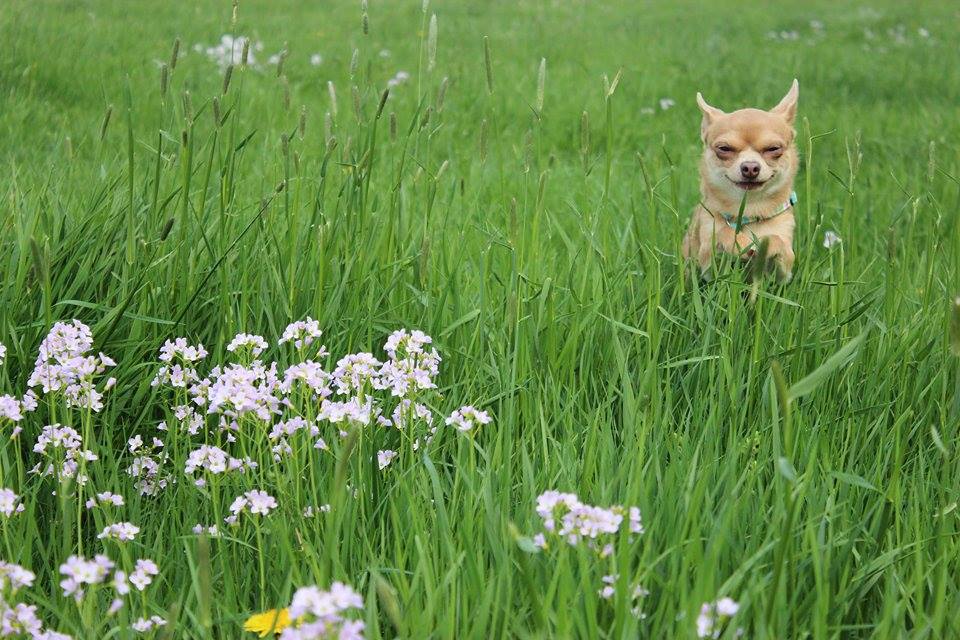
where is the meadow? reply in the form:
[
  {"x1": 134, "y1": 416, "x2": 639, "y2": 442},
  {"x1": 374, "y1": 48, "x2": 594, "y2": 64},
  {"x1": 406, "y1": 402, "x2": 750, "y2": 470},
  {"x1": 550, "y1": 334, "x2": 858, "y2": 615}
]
[{"x1": 1, "y1": 0, "x2": 960, "y2": 637}]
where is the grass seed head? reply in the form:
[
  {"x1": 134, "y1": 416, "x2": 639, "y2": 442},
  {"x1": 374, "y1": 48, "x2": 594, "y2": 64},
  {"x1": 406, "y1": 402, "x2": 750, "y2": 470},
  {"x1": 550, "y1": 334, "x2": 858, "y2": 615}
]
[
  {"x1": 99, "y1": 104, "x2": 113, "y2": 141},
  {"x1": 169, "y1": 37, "x2": 180, "y2": 70},
  {"x1": 428, "y1": 14, "x2": 438, "y2": 71},
  {"x1": 327, "y1": 81, "x2": 338, "y2": 117},
  {"x1": 222, "y1": 64, "x2": 233, "y2": 94},
  {"x1": 483, "y1": 36, "x2": 494, "y2": 94},
  {"x1": 160, "y1": 63, "x2": 169, "y2": 97},
  {"x1": 536, "y1": 57, "x2": 546, "y2": 113}
]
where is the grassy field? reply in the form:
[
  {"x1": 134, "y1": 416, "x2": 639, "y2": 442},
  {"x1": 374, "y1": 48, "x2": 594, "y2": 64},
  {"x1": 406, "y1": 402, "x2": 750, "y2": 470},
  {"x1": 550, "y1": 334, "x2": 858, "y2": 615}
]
[{"x1": 2, "y1": 0, "x2": 960, "y2": 637}]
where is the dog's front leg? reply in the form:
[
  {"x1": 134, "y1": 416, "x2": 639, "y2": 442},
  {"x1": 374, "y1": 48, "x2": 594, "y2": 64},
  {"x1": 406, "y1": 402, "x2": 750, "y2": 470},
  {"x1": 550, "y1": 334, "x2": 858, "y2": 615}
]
[{"x1": 765, "y1": 235, "x2": 795, "y2": 282}]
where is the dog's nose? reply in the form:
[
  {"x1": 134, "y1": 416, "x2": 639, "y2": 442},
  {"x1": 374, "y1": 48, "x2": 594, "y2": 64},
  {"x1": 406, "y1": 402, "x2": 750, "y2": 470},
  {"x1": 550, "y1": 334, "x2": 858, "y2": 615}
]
[{"x1": 740, "y1": 161, "x2": 761, "y2": 180}]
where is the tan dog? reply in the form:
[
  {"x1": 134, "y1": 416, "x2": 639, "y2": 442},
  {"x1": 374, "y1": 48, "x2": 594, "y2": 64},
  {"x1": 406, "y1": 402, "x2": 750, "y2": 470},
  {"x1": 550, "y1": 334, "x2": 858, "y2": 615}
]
[{"x1": 681, "y1": 80, "x2": 800, "y2": 281}]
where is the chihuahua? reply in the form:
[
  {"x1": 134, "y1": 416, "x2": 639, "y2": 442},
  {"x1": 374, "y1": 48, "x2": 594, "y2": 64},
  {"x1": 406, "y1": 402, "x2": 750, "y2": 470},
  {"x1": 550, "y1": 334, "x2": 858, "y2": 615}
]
[{"x1": 681, "y1": 80, "x2": 799, "y2": 281}]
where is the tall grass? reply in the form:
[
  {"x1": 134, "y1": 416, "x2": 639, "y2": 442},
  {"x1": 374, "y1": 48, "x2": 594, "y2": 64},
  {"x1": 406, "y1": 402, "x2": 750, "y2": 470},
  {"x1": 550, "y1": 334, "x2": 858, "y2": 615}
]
[{"x1": 1, "y1": 0, "x2": 959, "y2": 637}]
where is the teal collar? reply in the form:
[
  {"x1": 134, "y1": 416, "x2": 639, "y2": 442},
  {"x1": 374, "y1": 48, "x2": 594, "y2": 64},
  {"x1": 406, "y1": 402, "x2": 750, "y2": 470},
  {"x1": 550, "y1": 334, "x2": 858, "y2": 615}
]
[{"x1": 720, "y1": 191, "x2": 797, "y2": 231}]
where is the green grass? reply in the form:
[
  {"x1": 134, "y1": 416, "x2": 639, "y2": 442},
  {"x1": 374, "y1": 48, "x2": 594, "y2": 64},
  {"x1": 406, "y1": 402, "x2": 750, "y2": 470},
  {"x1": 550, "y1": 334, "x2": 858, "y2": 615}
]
[{"x1": 2, "y1": 0, "x2": 960, "y2": 637}]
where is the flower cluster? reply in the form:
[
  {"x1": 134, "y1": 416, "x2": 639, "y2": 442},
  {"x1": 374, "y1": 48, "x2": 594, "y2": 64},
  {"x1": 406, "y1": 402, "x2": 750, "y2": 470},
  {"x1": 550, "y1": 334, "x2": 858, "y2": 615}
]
[
  {"x1": 534, "y1": 491, "x2": 643, "y2": 555},
  {"x1": 0, "y1": 488, "x2": 24, "y2": 517},
  {"x1": 0, "y1": 561, "x2": 72, "y2": 639},
  {"x1": 184, "y1": 445, "x2": 256, "y2": 486},
  {"x1": 225, "y1": 490, "x2": 277, "y2": 525},
  {"x1": 0, "y1": 388, "x2": 37, "y2": 431},
  {"x1": 205, "y1": 361, "x2": 285, "y2": 422},
  {"x1": 126, "y1": 436, "x2": 170, "y2": 497},
  {"x1": 31, "y1": 424, "x2": 98, "y2": 484},
  {"x1": 445, "y1": 406, "x2": 492, "y2": 434},
  {"x1": 376, "y1": 449, "x2": 397, "y2": 470},
  {"x1": 226, "y1": 333, "x2": 269, "y2": 359},
  {"x1": 27, "y1": 321, "x2": 115, "y2": 411},
  {"x1": 279, "y1": 318, "x2": 326, "y2": 351},
  {"x1": 58, "y1": 555, "x2": 114, "y2": 601},
  {"x1": 696, "y1": 597, "x2": 740, "y2": 638},
  {"x1": 85, "y1": 492, "x2": 125, "y2": 510},
  {"x1": 194, "y1": 34, "x2": 265, "y2": 70},
  {"x1": 278, "y1": 582, "x2": 365, "y2": 640},
  {"x1": 152, "y1": 338, "x2": 207, "y2": 388},
  {"x1": 376, "y1": 330, "x2": 441, "y2": 398},
  {"x1": 97, "y1": 522, "x2": 140, "y2": 542}
]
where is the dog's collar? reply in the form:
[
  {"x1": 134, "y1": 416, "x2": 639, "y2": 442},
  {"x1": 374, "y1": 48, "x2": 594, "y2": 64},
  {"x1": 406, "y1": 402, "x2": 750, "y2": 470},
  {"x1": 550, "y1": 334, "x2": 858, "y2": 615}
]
[{"x1": 720, "y1": 191, "x2": 797, "y2": 230}]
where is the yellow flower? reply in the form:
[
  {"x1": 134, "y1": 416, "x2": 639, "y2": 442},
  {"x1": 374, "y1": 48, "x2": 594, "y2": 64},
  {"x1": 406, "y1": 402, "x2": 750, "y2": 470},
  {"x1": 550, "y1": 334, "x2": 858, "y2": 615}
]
[{"x1": 244, "y1": 609, "x2": 292, "y2": 637}]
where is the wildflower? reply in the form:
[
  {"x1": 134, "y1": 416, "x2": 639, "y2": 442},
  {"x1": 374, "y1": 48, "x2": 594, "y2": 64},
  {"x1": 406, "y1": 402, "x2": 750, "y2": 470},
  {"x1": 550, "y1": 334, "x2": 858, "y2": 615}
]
[
  {"x1": 309, "y1": 54, "x2": 323, "y2": 66},
  {"x1": 28, "y1": 320, "x2": 114, "y2": 411},
  {"x1": 199, "y1": 34, "x2": 264, "y2": 70},
  {"x1": 244, "y1": 609, "x2": 292, "y2": 636},
  {"x1": 0, "y1": 342, "x2": 5, "y2": 366},
  {"x1": 281, "y1": 582, "x2": 365, "y2": 639},
  {"x1": 303, "y1": 505, "x2": 330, "y2": 518},
  {"x1": 377, "y1": 449, "x2": 397, "y2": 470},
  {"x1": 279, "y1": 318, "x2": 326, "y2": 351},
  {"x1": 0, "y1": 396, "x2": 22, "y2": 423},
  {"x1": 696, "y1": 597, "x2": 740, "y2": 638},
  {"x1": 129, "y1": 559, "x2": 160, "y2": 591},
  {"x1": 85, "y1": 492, "x2": 125, "y2": 509},
  {"x1": 281, "y1": 361, "x2": 332, "y2": 398},
  {"x1": 185, "y1": 445, "x2": 243, "y2": 482},
  {"x1": 227, "y1": 490, "x2": 278, "y2": 524},
  {"x1": 59, "y1": 555, "x2": 114, "y2": 600},
  {"x1": 599, "y1": 574, "x2": 617, "y2": 599},
  {"x1": 159, "y1": 338, "x2": 208, "y2": 363},
  {"x1": 823, "y1": 230, "x2": 842, "y2": 249},
  {"x1": 0, "y1": 561, "x2": 35, "y2": 592},
  {"x1": 332, "y1": 353, "x2": 382, "y2": 396},
  {"x1": 390, "y1": 400, "x2": 432, "y2": 430},
  {"x1": 446, "y1": 406, "x2": 492, "y2": 433},
  {"x1": 132, "y1": 616, "x2": 167, "y2": 633},
  {"x1": 387, "y1": 70, "x2": 410, "y2": 88},
  {"x1": 659, "y1": 98, "x2": 676, "y2": 110},
  {"x1": 534, "y1": 491, "x2": 643, "y2": 554},
  {"x1": 319, "y1": 397, "x2": 376, "y2": 427},
  {"x1": 206, "y1": 361, "x2": 283, "y2": 421},
  {"x1": 192, "y1": 524, "x2": 221, "y2": 537},
  {"x1": 97, "y1": 522, "x2": 140, "y2": 542},
  {"x1": 126, "y1": 441, "x2": 171, "y2": 497},
  {"x1": 32, "y1": 424, "x2": 97, "y2": 484},
  {"x1": 227, "y1": 333, "x2": 269, "y2": 358},
  {"x1": 0, "y1": 488, "x2": 24, "y2": 517}
]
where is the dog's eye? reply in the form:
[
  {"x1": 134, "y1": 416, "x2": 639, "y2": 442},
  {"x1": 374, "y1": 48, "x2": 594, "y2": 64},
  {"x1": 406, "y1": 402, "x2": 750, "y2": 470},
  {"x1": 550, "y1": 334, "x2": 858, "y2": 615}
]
[
  {"x1": 764, "y1": 146, "x2": 783, "y2": 156},
  {"x1": 715, "y1": 145, "x2": 734, "y2": 156}
]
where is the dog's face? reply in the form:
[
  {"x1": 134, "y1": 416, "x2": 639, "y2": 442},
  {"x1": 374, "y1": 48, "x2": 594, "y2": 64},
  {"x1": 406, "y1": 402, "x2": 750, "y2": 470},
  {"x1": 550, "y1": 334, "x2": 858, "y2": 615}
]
[{"x1": 697, "y1": 80, "x2": 799, "y2": 199}]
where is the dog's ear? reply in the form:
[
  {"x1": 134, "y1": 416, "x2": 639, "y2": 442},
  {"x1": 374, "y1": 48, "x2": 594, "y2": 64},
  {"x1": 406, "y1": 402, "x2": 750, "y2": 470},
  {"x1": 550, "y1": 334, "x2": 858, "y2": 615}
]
[
  {"x1": 696, "y1": 92, "x2": 724, "y2": 140},
  {"x1": 770, "y1": 79, "x2": 799, "y2": 125}
]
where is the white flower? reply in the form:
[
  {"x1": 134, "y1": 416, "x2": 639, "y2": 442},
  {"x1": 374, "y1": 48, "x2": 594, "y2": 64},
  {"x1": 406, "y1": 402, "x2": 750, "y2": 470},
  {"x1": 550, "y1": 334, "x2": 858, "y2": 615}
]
[
  {"x1": 310, "y1": 53, "x2": 323, "y2": 66},
  {"x1": 59, "y1": 555, "x2": 114, "y2": 600},
  {"x1": 445, "y1": 405, "x2": 492, "y2": 433},
  {"x1": 823, "y1": 230, "x2": 842, "y2": 249},
  {"x1": 226, "y1": 333, "x2": 269, "y2": 357},
  {"x1": 132, "y1": 616, "x2": 166, "y2": 632},
  {"x1": 129, "y1": 559, "x2": 159, "y2": 591},
  {"x1": 377, "y1": 449, "x2": 397, "y2": 470},
  {"x1": 227, "y1": 490, "x2": 277, "y2": 523},
  {"x1": 0, "y1": 561, "x2": 35, "y2": 592},
  {"x1": 697, "y1": 597, "x2": 740, "y2": 638},
  {"x1": 97, "y1": 522, "x2": 140, "y2": 542},
  {"x1": 0, "y1": 488, "x2": 24, "y2": 517},
  {"x1": 659, "y1": 98, "x2": 676, "y2": 110}
]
